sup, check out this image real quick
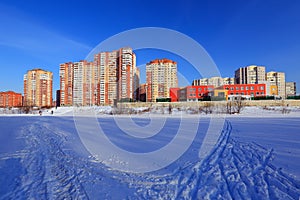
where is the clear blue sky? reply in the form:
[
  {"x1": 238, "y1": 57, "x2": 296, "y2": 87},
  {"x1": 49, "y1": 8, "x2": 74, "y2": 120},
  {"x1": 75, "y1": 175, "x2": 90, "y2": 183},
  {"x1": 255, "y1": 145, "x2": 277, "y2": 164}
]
[{"x1": 0, "y1": 0, "x2": 299, "y2": 96}]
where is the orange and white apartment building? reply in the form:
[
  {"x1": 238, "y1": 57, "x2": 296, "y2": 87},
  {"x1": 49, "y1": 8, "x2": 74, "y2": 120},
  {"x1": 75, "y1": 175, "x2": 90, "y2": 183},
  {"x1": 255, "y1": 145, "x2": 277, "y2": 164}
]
[
  {"x1": 23, "y1": 69, "x2": 53, "y2": 107},
  {"x1": 60, "y1": 47, "x2": 140, "y2": 106},
  {"x1": 146, "y1": 59, "x2": 178, "y2": 102}
]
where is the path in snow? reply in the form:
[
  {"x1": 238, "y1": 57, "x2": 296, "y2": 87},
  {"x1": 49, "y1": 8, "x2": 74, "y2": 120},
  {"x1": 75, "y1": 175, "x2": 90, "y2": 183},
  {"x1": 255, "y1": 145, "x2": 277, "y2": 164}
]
[
  {"x1": 129, "y1": 120, "x2": 300, "y2": 199},
  {"x1": 0, "y1": 117, "x2": 300, "y2": 199},
  {"x1": 0, "y1": 117, "x2": 133, "y2": 199}
]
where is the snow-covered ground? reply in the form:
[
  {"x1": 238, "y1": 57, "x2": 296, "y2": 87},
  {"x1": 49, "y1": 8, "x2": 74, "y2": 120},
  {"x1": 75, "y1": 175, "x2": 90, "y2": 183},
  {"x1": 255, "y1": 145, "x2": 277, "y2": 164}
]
[{"x1": 0, "y1": 106, "x2": 300, "y2": 199}]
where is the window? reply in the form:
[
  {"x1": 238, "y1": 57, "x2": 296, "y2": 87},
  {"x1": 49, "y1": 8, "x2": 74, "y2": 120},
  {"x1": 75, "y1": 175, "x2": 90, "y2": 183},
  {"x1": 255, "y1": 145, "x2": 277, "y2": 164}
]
[
  {"x1": 198, "y1": 88, "x2": 202, "y2": 91},
  {"x1": 241, "y1": 86, "x2": 244, "y2": 90},
  {"x1": 230, "y1": 87, "x2": 234, "y2": 90},
  {"x1": 236, "y1": 87, "x2": 239, "y2": 90},
  {"x1": 251, "y1": 86, "x2": 254, "y2": 90},
  {"x1": 246, "y1": 86, "x2": 249, "y2": 90},
  {"x1": 260, "y1": 86, "x2": 264, "y2": 90}
]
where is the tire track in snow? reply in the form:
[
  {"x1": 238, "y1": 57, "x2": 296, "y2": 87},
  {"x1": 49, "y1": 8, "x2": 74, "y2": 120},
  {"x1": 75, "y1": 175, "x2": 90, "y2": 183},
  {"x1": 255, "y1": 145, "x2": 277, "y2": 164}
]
[
  {"x1": 2, "y1": 117, "x2": 299, "y2": 199},
  {"x1": 132, "y1": 120, "x2": 300, "y2": 200},
  {"x1": 7, "y1": 121, "x2": 89, "y2": 199}
]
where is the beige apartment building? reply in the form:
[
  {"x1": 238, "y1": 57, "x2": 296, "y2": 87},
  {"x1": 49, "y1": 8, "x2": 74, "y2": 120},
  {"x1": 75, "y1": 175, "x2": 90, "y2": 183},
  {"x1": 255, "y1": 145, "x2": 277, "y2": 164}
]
[
  {"x1": 146, "y1": 58, "x2": 178, "y2": 102},
  {"x1": 24, "y1": 69, "x2": 53, "y2": 107},
  {"x1": 192, "y1": 77, "x2": 234, "y2": 87},
  {"x1": 266, "y1": 71, "x2": 286, "y2": 98},
  {"x1": 235, "y1": 65, "x2": 266, "y2": 84},
  {"x1": 285, "y1": 82, "x2": 296, "y2": 97}
]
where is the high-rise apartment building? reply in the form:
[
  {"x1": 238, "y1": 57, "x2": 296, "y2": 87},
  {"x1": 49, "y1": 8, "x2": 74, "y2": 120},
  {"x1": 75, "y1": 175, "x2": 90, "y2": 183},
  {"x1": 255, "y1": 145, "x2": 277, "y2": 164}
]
[
  {"x1": 286, "y1": 82, "x2": 296, "y2": 97},
  {"x1": 146, "y1": 59, "x2": 178, "y2": 102},
  {"x1": 0, "y1": 91, "x2": 22, "y2": 107},
  {"x1": 266, "y1": 71, "x2": 286, "y2": 98},
  {"x1": 59, "y1": 62, "x2": 74, "y2": 106},
  {"x1": 60, "y1": 47, "x2": 139, "y2": 106},
  {"x1": 24, "y1": 69, "x2": 53, "y2": 107},
  {"x1": 94, "y1": 47, "x2": 139, "y2": 104},
  {"x1": 60, "y1": 61, "x2": 98, "y2": 106},
  {"x1": 235, "y1": 65, "x2": 266, "y2": 84},
  {"x1": 192, "y1": 77, "x2": 234, "y2": 87},
  {"x1": 118, "y1": 48, "x2": 137, "y2": 101}
]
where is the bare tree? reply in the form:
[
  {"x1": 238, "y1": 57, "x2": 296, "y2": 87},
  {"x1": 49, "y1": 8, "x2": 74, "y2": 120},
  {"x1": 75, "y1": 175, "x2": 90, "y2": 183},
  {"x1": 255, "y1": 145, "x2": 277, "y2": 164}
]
[
  {"x1": 226, "y1": 96, "x2": 244, "y2": 114},
  {"x1": 233, "y1": 96, "x2": 244, "y2": 114},
  {"x1": 202, "y1": 102, "x2": 213, "y2": 114},
  {"x1": 281, "y1": 100, "x2": 290, "y2": 114},
  {"x1": 226, "y1": 101, "x2": 233, "y2": 114}
]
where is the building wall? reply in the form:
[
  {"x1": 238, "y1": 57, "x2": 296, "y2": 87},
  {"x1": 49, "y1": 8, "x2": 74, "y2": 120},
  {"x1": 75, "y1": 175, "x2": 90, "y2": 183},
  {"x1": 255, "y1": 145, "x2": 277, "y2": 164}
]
[
  {"x1": 223, "y1": 83, "x2": 266, "y2": 97},
  {"x1": 24, "y1": 69, "x2": 53, "y2": 107},
  {"x1": 213, "y1": 89, "x2": 229, "y2": 100},
  {"x1": 285, "y1": 82, "x2": 296, "y2": 96},
  {"x1": 118, "y1": 100, "x2": 300, "y2": 109},
  {"x1": 266, "y1": 71, "x2": 286, "y2": 98},
  {"x1": 178, "y1": 85, "x2": 213, "y2": 102},
  {"x1": 0, "y1": 91, "x2": 22, "y2": 107},
  {"x1": 170, "y1": 88, "x2": 180, "y2": 102},
  {"x1": 146, "y1": 59, "x2": 178, "y2": 102},
  {"x1": 270, "y1": 85, "x2": 278, "y2": 96},
  {"x1": 139, "y1": 83, "x2": 147, "y2": 102}
]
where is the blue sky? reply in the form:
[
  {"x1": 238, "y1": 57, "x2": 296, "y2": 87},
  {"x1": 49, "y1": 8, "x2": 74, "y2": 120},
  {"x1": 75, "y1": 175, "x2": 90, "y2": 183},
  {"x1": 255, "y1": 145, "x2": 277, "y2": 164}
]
[{"x1": 0, "y1": 0, "x2": 299, "y2": 96}]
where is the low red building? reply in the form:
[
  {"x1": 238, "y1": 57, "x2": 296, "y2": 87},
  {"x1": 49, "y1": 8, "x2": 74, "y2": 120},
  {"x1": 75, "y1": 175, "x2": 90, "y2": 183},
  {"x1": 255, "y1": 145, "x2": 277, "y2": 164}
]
[
  {"x1": 170, "y1": 88, "x2": 180, "y2": 102},
  {"x1": 222, "y1": 83, "x2": 266, "y2": 97},
  {"x1": 0, "y1": 91, "x2": 23, "y2": 107},
  {"x1": 170, "y1": 84, "x2": 267, "y2": 102},
  {"x1": 175, "y1": 85, "x2": 214, "y2": 102}
]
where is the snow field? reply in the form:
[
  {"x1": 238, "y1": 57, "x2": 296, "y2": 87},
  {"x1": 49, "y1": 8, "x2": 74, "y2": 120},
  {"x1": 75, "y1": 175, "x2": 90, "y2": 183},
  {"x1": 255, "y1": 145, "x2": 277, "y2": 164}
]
[{"x1": 0, "y1": 112, "x2": 299, "y2": 199}]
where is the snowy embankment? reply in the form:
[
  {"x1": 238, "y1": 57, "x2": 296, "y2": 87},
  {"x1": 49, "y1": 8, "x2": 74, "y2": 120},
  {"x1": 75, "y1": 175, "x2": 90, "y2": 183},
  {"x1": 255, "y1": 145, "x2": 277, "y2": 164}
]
[{"x1": 0, "y1": 107, "x2": 300, "y2": 199}]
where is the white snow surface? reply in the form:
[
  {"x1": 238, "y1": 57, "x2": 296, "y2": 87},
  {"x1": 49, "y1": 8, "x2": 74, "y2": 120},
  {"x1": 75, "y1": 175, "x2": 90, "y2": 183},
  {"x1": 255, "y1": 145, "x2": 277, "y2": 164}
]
[{"x1": 0, "y1": 106, "x2": 300, "y2": 199}]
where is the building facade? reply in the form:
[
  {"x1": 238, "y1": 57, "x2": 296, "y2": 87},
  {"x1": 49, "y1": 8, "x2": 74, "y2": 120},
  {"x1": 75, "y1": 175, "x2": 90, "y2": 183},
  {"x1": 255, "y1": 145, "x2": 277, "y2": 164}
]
[
  {"x1": 266, "y1": 71, "x2": 286, "y2": 98},
  {"x1": 170, "y1": 87, "x2": 180, "y2": 102},
  {"x1": 118, "y1": 48, "x2": 140, "y2": 102},
  {"x1": 60, "y1": 47, "x2": 139, "y2": 106},
  {"x1": 146, "y1": 59, "x2": 178, "y2": 102},
  {"x1": 24, "y1": 69, "x2": 53, "y2": 107},
  {"x1": 177, "y1": 85, "x2": 214, "y2": 102},
  {"x1": 59, "y1": 62, "x2": 74, "y2": 106},
  {"x1": 171, "y1": 83, "x2": 267, "y2": 102},
  {"x1": 192, "y1": 77, "x2": 234, "y2": 87},
  {"x1": 223, "y1": 83, "x2": 266, "y2": 97},
  {"x1": 286, "y1": 82, "x2": 296, "y2": 96},
  {"x1": 235, "y1": 65, "x2": 266, "y2": 84},
  {"x1": 0, "y1": 91, "x2": 22, "y2": 107}
]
